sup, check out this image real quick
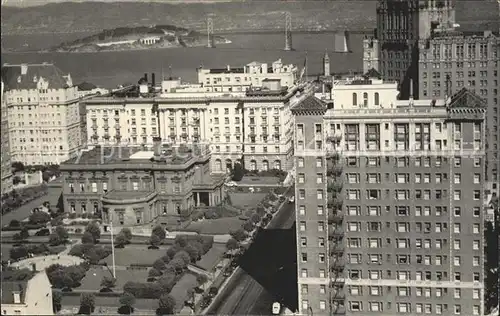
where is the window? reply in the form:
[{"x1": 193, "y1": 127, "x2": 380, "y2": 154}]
[
  {"x1": 473, "y1": 190, "x2": 480, "y2": 200},
  {"x1": 398, "y1": 303, "x2": 410, "y2": 313},
  {"x1": 300, "y1": 221, "x2": 306, "y2": 231},
  {"x1": 298, "y1": 157, "x2": 304, "y2": 167},
  {"x1": 350, "y1": 301, "x2": 361, "y2": 312},
  {"x1": 317, "y1": 190, "x2": 323, "y2": 200},
  {"x1": 319, "y1": 301, "x2": 326, "y2": 310}
]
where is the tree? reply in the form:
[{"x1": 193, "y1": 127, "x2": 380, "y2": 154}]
[
  {"x1": 157, "y1": 294, "x2": 176, "y2": 315},
  {"x1": 166, "y1": 247, "x2": 177, "y2": 259},
  {"x1": 100, "y1": 276, "x2": 116, "y2": 290},
  {"x1": 230, "y1": 228, "x2": 247, "y2": 242},
  {"x1": 152, "y1": 225, "x2": 166, "y2": 240},
  {"x1": 55, "y1": 226, "x2": 69, "y2": 242},
  {"x1": 148, "y1": 268, "x2": 162, "y2": 278},
  {"x1": 231, "y1": 163, "x2": 244, "y2": 181},
  {"x1": 250, "y1": 213, "x2": 261, "y2": 224},
  {"x1": 120, "y1": 228, "x2": 133, "y2": 242},
  {"x1": 174, "y1": 250, "x2": 191, "y2": 265},
  {"x1": 119, "y1": 292, "x2": 136, "y2": 315},
  {"x1": 149, "y1": 234, "x2": 161, "y2": 248},
  {"x1": 184, "y1": 244, "x2": 200, "y2": 262},
  {"x1": 52, "y1": 290, "x2": 62, "y2": 313},
  {"x1": 29, "y1": 211, "x2": 51, "y2": 225},
  {"x1": 226, "y1": 238, "x2": 239, "y2": 252},
  {"x1": 49, "y1": 233, "x2": 62, "y2": 246},
  {"x1": 85, "y1": 221, "x2": 101, "y2": 242},
  {"x1": 174, "y1": 235, "x2": 187, "y2": 248},
  {"x1": 169, "y1": 257, "x2": 186, "y2": 273},
  {"x1": 81, "y1": 231, "x2": 95, "y2": 244},
  {"x1": 19, "y1": 227, "x2": 30, "y2": 240},
  {"x1": 243, "y1": 220, "x2": 254, "y2": 232},
  {"x1": 79, "y1": 293, "x2": 96, "y2": 315},
  {"x1": 115, "y1": 232, "x2": 128, "y2": 248},
  {"x1": 152, "y1": 259, "x2": 166, "y2": 271},
  {"x1": 196, "y1": 274, "x2": 208, "y2": 287}
]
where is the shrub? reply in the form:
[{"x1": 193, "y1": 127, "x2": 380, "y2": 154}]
[
  {"x1": 152, "y1": 259, "x2": 166, "y2": 271},
  {"x1": 85, "y1": 221, "x2": 101, "y2": 242},
  {"x1": 81, "y1": 231, "x2": 95, "y2": 244},
  {"x1": 148, "y1": 268, "x2": 162, "y2": 278},
  {"x1": 242, "y1": 221, "x2": 254, "y2": 232},
  {"x1": 9, "y1": 220, "x2": 20, "y2": 227},
  {"x1": 231, "y1": 163, "x2": 244, "y2": 182},
  {"x1": 229, "y1": 229, "x2": 247, "y2": 242},
  {"x1": 157, "y1": 294, "x2": 176, "y2": 315},
  {"x1": 123, "y1": 282, "x2": 162, "y2": 299},
  {"x1": 28, "y1": 211, "x2": 51, "y2": 225},
  {"x1": 152, "y1": 225, "x2": 166, "y2": 240},
  {"x1": 250, "y1": 213, "x2": 261, "y2": 224}
]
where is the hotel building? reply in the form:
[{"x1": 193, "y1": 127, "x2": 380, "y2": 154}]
[
  {"x1": 292, "y1": 75, "x2": 486, "y2": 315},
  {"x1": 1, "y1": 80, "x2": 12, "y2": 194},
  {"x1": 196, "y1": 59, "x2": 297, "y2": 92},
  {"x1": 85, "y1": 59, "x2": 309, "y2": 173},
  {"x1": 418, "y1": 30, "x2": 500, "y2": 194},
  {"x1": 1, "y1": 63, "x2": 85, "y2": 165},
  {"x1": 58, "y1": 142, "x2": 224, "y2": 227}
]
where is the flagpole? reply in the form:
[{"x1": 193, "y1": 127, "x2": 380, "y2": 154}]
[{"x1": 305, "y1": 52, "x2": 308, "y2": 82}]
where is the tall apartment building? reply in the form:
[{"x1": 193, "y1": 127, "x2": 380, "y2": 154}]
[
  {"x1": 368, "y1": 0, "x2": 456, "y2": 99},
  {"x1": 292, "y1": 76, "x2": 486, "y2": 315},
  {"x1": 197, "y1": 59, "x2": 297, "y2": 92},
  {"x1": 418, "y1": 30, "x2": 500, "y2": 193},
  {"x1": 1, "y1": 63, "x2": 85, "y2": 165},
  {"x1": 1, "y1": 80, "x2": 12, "y2": 194},
  {"x1": 85, "y1": 60, "x2": 309, "y2": 173}
]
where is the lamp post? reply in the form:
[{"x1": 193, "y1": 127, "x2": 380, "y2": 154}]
[{"x1": 109, "y1": 221, "x2": 116, "y2": 278}]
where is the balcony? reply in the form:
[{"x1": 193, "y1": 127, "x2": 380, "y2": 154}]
[
  {"x1": 248, "y1": 132, "x2": 256, "y2": 137},
  {"x1": 91, "y1": 135, "x2": 98, "y2": 140},
  {"x1": 326, "y1": 133, "x2": 342, "y2": 142},
  {"x1": 330, "y1": 287, "x2": 346, "y2": 301},
  {"x1": 91, "y1": 124, "x2": 98, "y2": 129},
  {"x1": 169, "y1": 133, "x2": 176, "y2": 139},
  {"x1": 327, "y1": 165, "x2": 343, "y2": 177},
  {"x1": 181, "y1": 132, "x2": 188, "y2": 138},
  {"x1": 330, "y1": 303, "x2": 346, "y2": 315},
  {"x1": 103, "y1": 133, "x2": 110, "y2": 140},
  {"x1": 327, "y1": 197, "x2": 343, "y2": 210},
  {"x1": 327, "y1": 181, "x2": 343, "y2": 193},
  {"x1": 328, "y1": 226, "x2": 344, "y2": 240},
  {"x1": 326, "y1": 151, "x2": 341, "y2": 161},
  {"x1": 330, "y1": 257, "x2": 345, "y2": 273},
  {"x1": 328, "y1": 210, "x2": 343, "y2": 224}
]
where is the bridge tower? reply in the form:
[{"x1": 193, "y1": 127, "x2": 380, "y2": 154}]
[
  {"x1": 207, "y1": 17, "x2": 215, "y2": 48},
  {"x1": 284, "y1": 12, "x2": 293, "y2": 51}
]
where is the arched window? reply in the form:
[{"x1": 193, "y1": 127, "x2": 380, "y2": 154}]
[
  {"x1": 70, "y1": 202, "x2": 75, "y2": 213},
  {"x1": 352, "y1": 93, "x2": 357, "y2": 106},
  {"x1": 363, "y1": 92, "x2": 368, "y2": 107},
  {"x1": 214, "y1": 159, "x2": 222, "y2": 172},
  {"x1": 250, "y1": 160, "x2": 257, "y2": 171},
  {"x1": 262, "y1": 160, "x2": 269, "y2": 171},
  {"x1": 274, "y1": 160, "x2": 281, "y2": 170},
  {"x1": 374, "y1": 92, "x2": 380, "y2": 106}
]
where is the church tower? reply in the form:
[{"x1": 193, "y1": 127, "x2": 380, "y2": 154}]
[{"x1": 323, "y1": 52, "x2": 330, "y2": 77}]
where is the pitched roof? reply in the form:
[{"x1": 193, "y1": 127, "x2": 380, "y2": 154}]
[
  {"x1": 1, "y1": 63, "x2": 70, "y2": 90},
  {"x1": 77, "y1": 81, "x2": 97, "y2": 91},
  {"x1": 1, "y1": 269, "x2": 35, "y2": 305},
  {"x1": 292, "y1": 95, "x2": 327, "y2": 112},
  {"x1": 364, "y1": 68, "x2": 381, "y2": 79},
  {"x1": 449, "y1": 88, "x2": 486, "y2": 108}
]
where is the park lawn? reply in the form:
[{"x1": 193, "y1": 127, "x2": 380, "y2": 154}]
[
  {"x1": 101, "y1": 247, "x2": 166, "y2": 267},
  {"x1": 78, "y1": 268, "x2": 148, "y2": 291},
  {"x1": 229, "y1": 192, "x2": 267, "y2": 209},
  {"x1": 185, "y1": 217, "x2": 244, "y2": 235},
  {"x1": 196, "y1": 243, "x2": 226, "y2": 271},
  {"x1": 169, "y1": 273, "x2": 197, "y2": 312}
]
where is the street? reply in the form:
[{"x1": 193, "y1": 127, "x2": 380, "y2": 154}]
[
  {"x1": 1, "y1": 188, "x2": 61, "y2": 224},
  {"x1": 206, "y1": 197, "x2": 296, "y2": 315}
]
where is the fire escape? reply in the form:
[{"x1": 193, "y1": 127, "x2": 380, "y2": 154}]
[{"x1": 326, "y1": 133, "x2": 346, "y2": 315}]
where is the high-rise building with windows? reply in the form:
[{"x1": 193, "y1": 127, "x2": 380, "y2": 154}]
[
  {"x1": 292, "y1": 75, "x2": 486, "y2": 315},
  {"x1": 1, "y1": 80, "x2": 12, "y2": 194},
  {"x1": 1, "y1": 63, "x2": 85, "y2": 165},
  {"x1": 418, "y1": 30, "x2": 500, "y2": 194}
]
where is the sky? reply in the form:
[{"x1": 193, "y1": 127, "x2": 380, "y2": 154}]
[{"x1": 1, "y1": 0, "x2": 241, "y2": 7}]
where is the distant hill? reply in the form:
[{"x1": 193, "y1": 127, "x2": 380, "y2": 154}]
[{"x1": 1, "y1": 0, "x2": 498, "y2": 35}]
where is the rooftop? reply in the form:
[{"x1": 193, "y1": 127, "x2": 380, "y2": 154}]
[
  {"x1": 1, "y1": 269, "x2": 35, "y2": 305},
  {"x1": 291, "y1": 95, "x2": 327, "y2": 112},
  {"x1": 1, "y1": 63, "x2": 71, "y2": 90},
  {"x1": 61, "y1": 145, "x2": 209, "y2": 167},
  {"x1": 77, "y1": 81, "x2": 97, "y2": 91}
]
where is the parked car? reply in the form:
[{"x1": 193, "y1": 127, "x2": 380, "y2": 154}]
[
  {"x1": 225, "y1": 181, "x2": 238, "y2": 187},
  {"x1": 288, "y1": 196, "x2": 295, "y2": 203}
]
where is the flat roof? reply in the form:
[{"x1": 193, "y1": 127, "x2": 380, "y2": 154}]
[{"x1": 62, "y1": 145, "x2": 209, "y2": 167}]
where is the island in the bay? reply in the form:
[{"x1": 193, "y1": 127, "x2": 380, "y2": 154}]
[{"x1": 49, "y1": 25, "x2": 231, "y2": 53}]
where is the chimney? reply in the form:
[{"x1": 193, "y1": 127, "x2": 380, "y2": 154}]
[
  {"x1": 226, "y1": 65, "x2": 230, "y2": 71},
  {"x1": 13, "y1": 291, "x2": 21, "y2": 304},
  {"x1": 151, "y1": 73, "x2": 156, "y2": 87},
  {"x1": 144, "y1": 73, "x2": 148, "y2": 82}
]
